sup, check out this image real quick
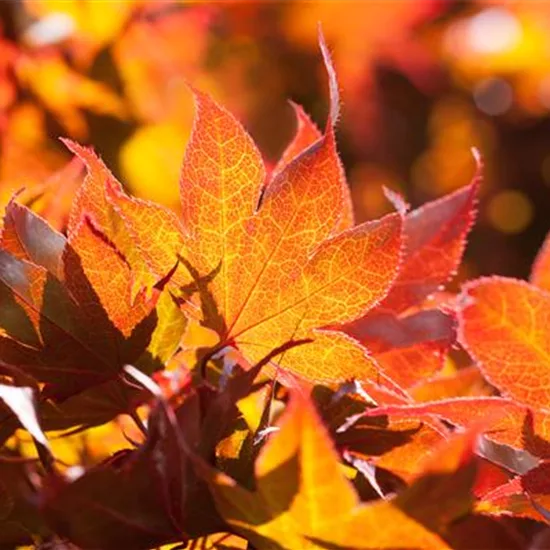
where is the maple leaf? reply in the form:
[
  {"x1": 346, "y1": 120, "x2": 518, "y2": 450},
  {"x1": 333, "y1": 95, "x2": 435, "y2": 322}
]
[
  {"x1": 311, "y1": 371, "x2": 447, "y2": 483},
  {"x1": 337, "y1": 416, "x2": 447, "y2": 482},
  {"x1": 202, "y1": 388, "x2": 482, "y2": 549},
  {"x1": 360, "y1": 396, "x2": 550, "y2": 460},
  {"x1": 42, "y1": 443, "x2": 188, "y2": 549},
  {"x1": 341, "y1": 162, "x2": 480, "y2": 390},
  {"x1": 0, "y1": 380, "x2": 146, "y2": 444},
  {"x1": 345, "y1": 309, "x2": 456, "y2": 389},
  {"x1": 458, "y1": 277, "x2": 550, "y2": 412},
  {"x1": 371, "y1": 162, "x2": 480, "y2": 315},
  {"x1": 0, "y1": 200, "x2": 186, "y2": 405},
  {"x1": 476, "y1": 461, "x2": 550, "y2": 524},
  {"x1": 0, "y1": 293, "x2": 185, "y2": 442},
  {"x1": 176, "y1": 31, "x2": 402, "y2": 387},
  {"x1": 39, "y1": 358, "x2": 273, "y2": 549},
  {"x1": 63, "y1": 30, "x2": 403, "y2": 391},
  {"x1": 8, "y1": 4, "x2": 550, "y2": 548}
]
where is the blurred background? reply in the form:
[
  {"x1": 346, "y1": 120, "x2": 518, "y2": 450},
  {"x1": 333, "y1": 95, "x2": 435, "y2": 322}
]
[{"x1": 1, "y1": 0, "x2": 549, "y2": 282}]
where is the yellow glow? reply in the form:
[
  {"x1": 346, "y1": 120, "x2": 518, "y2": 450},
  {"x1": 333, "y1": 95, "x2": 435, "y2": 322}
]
[
  {"x1": 487, "y1": 190, "x2": 533, "y2": 234},
  {"x1": 121, "y1": 123, "x2": 190, "y2": 209}
]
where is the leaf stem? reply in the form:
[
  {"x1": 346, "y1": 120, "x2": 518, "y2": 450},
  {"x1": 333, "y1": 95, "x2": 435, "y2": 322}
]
[{"x1": 129, "y1": 409, "x2": 148, "y2": 436}]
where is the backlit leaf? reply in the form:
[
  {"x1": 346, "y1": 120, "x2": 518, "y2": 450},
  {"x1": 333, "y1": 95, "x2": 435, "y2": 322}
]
[
  {"x1": 65, "y1": 140, "x2": 189, "y2": 293},
  {"x1": 0, "y1": 205, "x2": 169, "y2": 401},
  {"x1": 375, "y1": 176, "x2": 479, "y2": 314},
  {"x1": 458, "y1": 277, "x2": 550, "y2": 412},
  {"x1": 361, "y1": 397, "x2": 550, "y2": 458},
  {"x1": 204, "y1": 390, "x2": 476, "y2": 549},
  {"x1": 41, "y1": 391, "x2": 223, "y2": 549},
  {"x1": 338, "y1": 417, "x2": 447, "y2": 482},
  {"x1": 345, "y1": 309, "x2": 455, "y2": 389},
  {"x1": 67, "y1": 215, "x2": 154, "y2": 338},
  {"x1": 270, "y1": 101, "x2": 354, "y2": 232},
  {"x1": 1, "y1": 199, "x2": 65, "y2": 279},
  {"x1": 477, "y1": 462, "x2": 550, "y2": 523},
  {"x1": 180, "y1": 87, "x2": 265, "y2": 295},
  {"x1": 176, "y1": 32, "x2": 402, "y2": 385}
]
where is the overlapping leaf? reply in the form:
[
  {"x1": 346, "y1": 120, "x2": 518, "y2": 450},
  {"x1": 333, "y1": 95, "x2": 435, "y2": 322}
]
[
  {"x1": 42, "y1": 417, "x2": 191, "y2": 550},
  {"x1": 65, "y1": 139, "x2": 189, "y2": 294},
  {"x1": 341, "y1": 169, "x2": 479, "y2": 391},
  {"x1": 458, "y1": 277, "x2": 550, "y2": 412},
  {"x1": 1, "y1": 198, "x2": 65, "y2": 278},
  {"x1": 204, "y1": 389, "x2": 484, "y2": 549},
  {"x1": 477, "y1": 461, "x2": 550, "y2": 524},
  {"x1": 360, "y1": 397, "x2": 550, "y2": 459},
  {"x1": 1, "y1": 16, "x2": 535, "y2": 549},
  {"x1": 40, "y1": 360, "x2": 269, "y2": 549},
  {"x1": 338, "y1": 416, "x2": 447, "y2": 482},
  {"x1": 175, "y1": 37, "x2": 402, "y2": 386},
  {"x1": 60, "y1": 30, "x2": 402, "y2": 388},
  {"x1": 345, "y1": 309, "x2": 455, "y2": 389},
  {"x1": 374, "y1": 166, "x2": 479, "y2": 315},
  {"x1": 0, "y1": 200, "x2": 186, "y2": 405}
]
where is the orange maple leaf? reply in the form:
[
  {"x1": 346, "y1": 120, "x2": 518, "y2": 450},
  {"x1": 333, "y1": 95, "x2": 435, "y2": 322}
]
[
  {"x1": 174, "y1": 32, "x2": 402, "y2": 387},
  {"x1": 67, "y1": 31, "x2": 403, "y2": 391},
  {"x1": 362, "y1": 396, "x2": 550, "y2": 459},
  {"x1": 203, "y1": 388, "x2": 482, "y2": 549},
  {"x1": 458, "y1": 277, "x2": 550, "y2": 412},
  {"x1": 477, "y1": 461, "x2": 550, "y2": 524},
  {"x1": 0, "y1": 200, "x2": 186, "y2": 402},
  {"x1": 341, "y1": 156, "x2": 480, "y2": 391}
]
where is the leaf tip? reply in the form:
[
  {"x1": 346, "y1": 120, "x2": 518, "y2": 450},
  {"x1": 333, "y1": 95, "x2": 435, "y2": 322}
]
[
  {"x1": 470, "y1": 146, "x2": 484, "y2": 188},
  {"x1": 383, "y1": 185, "x2": 410, "y2": 216},
  {"x1": 318, "y1": 23, "x2": 340, "y2": 128}
]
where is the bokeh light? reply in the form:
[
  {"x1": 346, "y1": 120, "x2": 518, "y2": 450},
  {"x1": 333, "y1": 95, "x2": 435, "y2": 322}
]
[{"x1": 487, "y1": 189, "x2": 534, "y2": 234}]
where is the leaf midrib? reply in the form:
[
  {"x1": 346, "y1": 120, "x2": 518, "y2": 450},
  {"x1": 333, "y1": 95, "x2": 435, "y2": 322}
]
[
  {"x1": 226, "y1": 140, "x2": 330, "y2": 340},
  {"x1": 232, "y1": 241, "x2": 384, "y2": 342}
]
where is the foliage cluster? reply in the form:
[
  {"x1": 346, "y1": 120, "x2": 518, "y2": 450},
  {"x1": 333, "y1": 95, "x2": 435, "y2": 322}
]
[{"x1": 1, "y1": 25, "x2": 550, "y2": 550}]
